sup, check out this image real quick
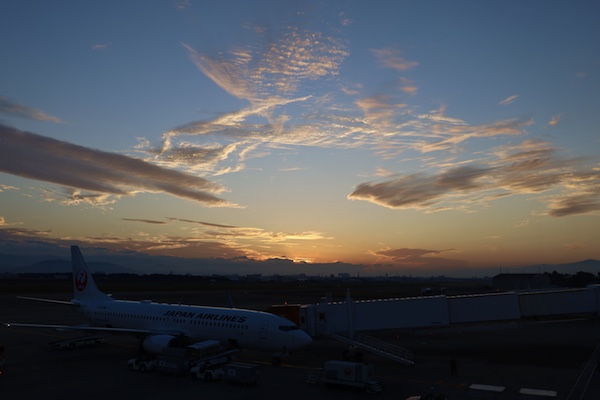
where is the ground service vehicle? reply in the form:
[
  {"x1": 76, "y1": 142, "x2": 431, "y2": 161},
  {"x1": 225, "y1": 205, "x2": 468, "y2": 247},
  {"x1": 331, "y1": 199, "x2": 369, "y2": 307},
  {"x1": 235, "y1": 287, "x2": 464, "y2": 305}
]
[
  {"x1": 186, "y1": 340, "x2": 233, "y2": 381},
  {"x1": 127, "y1": 357, "x2": 157, "y2": 373},
  {"x1": 185, "y1": 339, "x2": 237, "y2": 367},
  {"x1": 405, "y1": 394, "x2": 447, "y2": 400},
  {"x1": 307, "y1": 360, "x2": 382, "y2": 393},
  {"x1": 190, "y1": 365, "x2": 224, "y2": 381},
  {"x1": 223, "y1": 362, "x2": 261, "y2": 386},
  {"x1": 50, "y1": 335, "x2": 107, "y2": 349},
  {"x1": 155, "y1": 340, "x2": 237, "y2": 377},
  {"x1": 156, "y1": 355, "x2": 190, "y2": 375}
]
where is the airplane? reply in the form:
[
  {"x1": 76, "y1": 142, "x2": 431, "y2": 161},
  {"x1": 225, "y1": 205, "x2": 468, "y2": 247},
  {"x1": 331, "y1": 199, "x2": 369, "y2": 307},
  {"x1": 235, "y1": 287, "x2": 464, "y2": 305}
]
[{"x1": 4, "y1": 246, "x2": 312, "y2": 363}]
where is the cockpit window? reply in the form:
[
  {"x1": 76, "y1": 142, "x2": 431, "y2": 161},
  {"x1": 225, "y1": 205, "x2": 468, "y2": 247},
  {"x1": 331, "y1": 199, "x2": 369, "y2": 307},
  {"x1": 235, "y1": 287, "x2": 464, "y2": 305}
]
[{"x1": 278, "y1": 325, "x2": 299, "y2": 331}]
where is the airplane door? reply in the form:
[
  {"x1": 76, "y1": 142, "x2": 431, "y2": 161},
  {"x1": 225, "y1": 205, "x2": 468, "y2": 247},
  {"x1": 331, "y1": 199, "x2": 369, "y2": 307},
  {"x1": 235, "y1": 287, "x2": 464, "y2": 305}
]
[{"x1": 260, "y1": 320, "x2": 268, "y2": 339}]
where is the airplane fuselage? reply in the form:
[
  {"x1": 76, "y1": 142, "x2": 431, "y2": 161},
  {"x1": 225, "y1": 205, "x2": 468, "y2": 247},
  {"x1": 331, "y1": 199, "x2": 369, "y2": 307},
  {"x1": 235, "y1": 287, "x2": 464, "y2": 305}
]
[{"x1": 80, "y1": 299, "x2": 308, "y2": 352}]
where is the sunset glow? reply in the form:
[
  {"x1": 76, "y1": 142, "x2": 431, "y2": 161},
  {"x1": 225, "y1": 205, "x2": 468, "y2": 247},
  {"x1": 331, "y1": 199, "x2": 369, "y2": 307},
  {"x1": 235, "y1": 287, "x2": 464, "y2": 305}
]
[{"x1": 0, "y1": 1, "x2": 598, "y2": 276}]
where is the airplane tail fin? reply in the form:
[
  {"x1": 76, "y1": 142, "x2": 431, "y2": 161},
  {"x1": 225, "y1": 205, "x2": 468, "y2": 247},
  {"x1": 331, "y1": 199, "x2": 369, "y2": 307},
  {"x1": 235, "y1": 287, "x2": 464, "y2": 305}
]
[{"x1": 71, "y1": 246, "x2": 113, "y2": 303}]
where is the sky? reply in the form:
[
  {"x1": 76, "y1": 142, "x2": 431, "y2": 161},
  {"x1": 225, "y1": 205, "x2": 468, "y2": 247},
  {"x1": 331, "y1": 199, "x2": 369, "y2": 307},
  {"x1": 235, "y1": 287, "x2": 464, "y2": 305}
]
[{"x1": 0, "y1": 1, "x2": 599, "y2": 277}]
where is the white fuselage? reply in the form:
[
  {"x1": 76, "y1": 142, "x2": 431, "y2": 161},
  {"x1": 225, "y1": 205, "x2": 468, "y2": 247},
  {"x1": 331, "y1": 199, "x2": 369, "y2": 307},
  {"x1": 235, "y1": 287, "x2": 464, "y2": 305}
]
[{"x1": 79, "y1": 299, "x2": 311, "y2": 352}]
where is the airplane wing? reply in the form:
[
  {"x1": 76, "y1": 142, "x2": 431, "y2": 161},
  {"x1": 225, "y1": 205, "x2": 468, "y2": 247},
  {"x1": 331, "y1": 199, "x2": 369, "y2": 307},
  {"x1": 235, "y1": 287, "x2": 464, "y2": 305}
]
[
  {"x1": 17, "y1": 296, "x2": 77, "y2": 306},
  {"x1": 2, "y1": 322, "x2": 183, "y2": 337},
  {"x1": 8, "y1": 296, "x2": 184, "y2": 337}
]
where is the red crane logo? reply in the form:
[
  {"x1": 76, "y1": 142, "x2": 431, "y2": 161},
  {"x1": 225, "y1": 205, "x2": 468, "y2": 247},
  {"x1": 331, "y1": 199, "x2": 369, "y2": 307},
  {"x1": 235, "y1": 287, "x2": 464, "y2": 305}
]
[{"x1": 75, "y1": 270, "x2": 88, "y2": 291}]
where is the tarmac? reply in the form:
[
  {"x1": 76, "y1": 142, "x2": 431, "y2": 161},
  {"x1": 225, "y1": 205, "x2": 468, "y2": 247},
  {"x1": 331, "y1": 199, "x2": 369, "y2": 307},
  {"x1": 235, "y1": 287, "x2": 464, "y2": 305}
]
[{"x1": 1, "y1": 288, "x2": 600, "y2": 400}]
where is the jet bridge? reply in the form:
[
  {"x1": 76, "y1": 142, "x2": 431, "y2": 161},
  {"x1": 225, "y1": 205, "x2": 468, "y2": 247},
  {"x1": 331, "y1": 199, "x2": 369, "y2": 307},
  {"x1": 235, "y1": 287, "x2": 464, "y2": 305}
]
[
  {"x1": 298, "y1": 289, "x2": 416, "y2": 365},
  {"x1": 327, "y1": 330, "x2": 414, "y2": 365}
]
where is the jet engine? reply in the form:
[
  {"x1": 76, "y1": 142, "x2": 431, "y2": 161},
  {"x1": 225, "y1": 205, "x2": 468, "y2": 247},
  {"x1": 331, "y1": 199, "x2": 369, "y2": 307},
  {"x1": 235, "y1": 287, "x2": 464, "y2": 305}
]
[{"x1": 142, "y1": 335, "x2": 180, "y2": 354}]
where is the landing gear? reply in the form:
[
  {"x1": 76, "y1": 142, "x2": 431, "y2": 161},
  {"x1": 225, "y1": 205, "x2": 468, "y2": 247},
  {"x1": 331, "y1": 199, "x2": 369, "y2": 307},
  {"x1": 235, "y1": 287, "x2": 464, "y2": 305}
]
[{"x1": 271, "y1": 350, "x2": 289, "y2": 365}]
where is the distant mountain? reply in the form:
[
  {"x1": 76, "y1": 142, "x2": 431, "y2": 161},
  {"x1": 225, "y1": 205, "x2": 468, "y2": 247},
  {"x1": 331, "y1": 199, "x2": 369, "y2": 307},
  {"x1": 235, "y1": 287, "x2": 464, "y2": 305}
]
[
  {"x1": 508, "y1": 259, "x2": 600, "y2": 275},
  {"x1": 0, "y1": 252, "x2": 362, "y2": 276},
  {"x1": 553, "y1": 259, "x2": 600, "y2": 274},
  {"x1": 0, "y1": 249, "x2": 597, "y2": 277},
  {"x1": 3, "y1": 259, "x2": 137, "y2": 275},
  {"x1": 0, "y1": 253, "x2": 63, "y2": 269},
  {"x1": 15, "y1": 259, "x2": 70, "y2": 273}
]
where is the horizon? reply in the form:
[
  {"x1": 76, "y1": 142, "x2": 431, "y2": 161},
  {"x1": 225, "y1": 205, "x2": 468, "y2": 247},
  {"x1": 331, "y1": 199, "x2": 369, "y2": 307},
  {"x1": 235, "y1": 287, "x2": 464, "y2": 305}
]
[
  {"x1": 1, "y1": 1, "x2": 599, "y2": 277},
  {"x1": 1, "y1": 245, "x2": 598, "y2": 279}
]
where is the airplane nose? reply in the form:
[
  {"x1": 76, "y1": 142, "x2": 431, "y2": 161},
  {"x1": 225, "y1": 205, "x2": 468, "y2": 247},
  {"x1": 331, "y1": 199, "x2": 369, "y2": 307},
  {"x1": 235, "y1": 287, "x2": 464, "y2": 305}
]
[{"x1": 295, "y1": 330, "x2": 312, "y2": 348}]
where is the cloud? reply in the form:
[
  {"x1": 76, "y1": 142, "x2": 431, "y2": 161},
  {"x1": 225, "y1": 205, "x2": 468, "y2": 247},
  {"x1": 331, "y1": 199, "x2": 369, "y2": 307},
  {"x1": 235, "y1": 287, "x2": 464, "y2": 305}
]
[
  {"x1": 148, "y1": 139, "x2": 241, "y2": 173},
  {"x1": 159, "y1": 23, "x2": 350, "y2": 170},
  {"x1": 347, "y1": 106, "x2": 535, "y2": 160},
  {"x1": 0, "y1": 227, "x2": 363, "y2": 275},
  {"x1": 41, "y1": 188, "x2": 117, "y2": 207},
  {"x1": 371, "y1": 48, "x2": 419, "y2": 71},
  {"x1": 121, "y1": 216, "x2": 240, "y2": 229},
  {"x1": 175, "y1": 25, "x2": 541, "y2": 178},
  {"x1": 161, "y1": 20, "x2": 553, "y2": 189},
  {"x1": 91, "y1": 43, "x2": 110, "y2": 51},
  {"x1": 171, "y1": 216, "x2": 330, "y2": 243},
  {"x1": 167, "y1": 218, "x2": 238, "y2": 228},
  {"x1": 355, "y1": 95, "x2": 406, "y2": 125},
  {"x1": 0, "y1": 97, "x2": 63, "y2": 123},
  {"x1": 153, "y1": 217, "x2": 333, "y2": 261},
  {"x1": 499, "y1": 95, "x2": 519, "y2": 106},
  {"x1": 349, "y1": 140, "x2": 600, "y2": 217},
  {"x1": 0, "y1": 227, "x2": 251, "y2": 260},
  {"x1": 0, "y1": 184, "x2": 18, "y2": 192},
  {"x1": 255, "y1": 28, "x2": 349, "y2": 92},
  {"x1": 0, "y1": 227, "x2": 51, "y2": 241},
  {"x1": 547, "y1": 190, "x2": 600, "y2": 217},
  {"x1": 564, "y1": 242, "x2": 588, "y2": 250},
  {"x1": 0, "y1": 124, "x2": 235, "y2": 207},
  {"x1": 349, "y1": 165, "x2": 492, "y2": 210},
  {"x1": 184, "y1": 43, "x2": 256, "y2": 101},
  {"x1": 164, "y1": 96, "x2": 309, "y2": 139},
  {"x1": 175, "y1": 0, "x2": 191, "y2": 11},
  {"x1": 367, "y1": 247, "x2": 468, "y2": 272},
  {"x1": 122, "y1": 218, "x2": 167, "y2": 224},
  {"x1": 376, "y1": 248, "x2": 449, "y2": 260},
  {"x1": 99, "y1": 215, "x2": 331, "y2": 260},
  {"x1": 145, "y1": 94, "x2": 331, "y2": 174},
  {"x1": 548, "y1": 115, "x2": 561, "y2": 126},
  {"x1": 399, "y1": 77, "x2": 418, "y2": 95},
  {"x1": 184, "y1": 25, "x2": 348, "y2": 102},
  {"x1": 0, "y1": 214, "x2": 332, "y2": 263},
  {"x1": 417, "y1": 116, "x2": 533, "y2": 153}
]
